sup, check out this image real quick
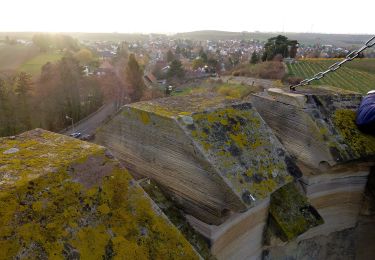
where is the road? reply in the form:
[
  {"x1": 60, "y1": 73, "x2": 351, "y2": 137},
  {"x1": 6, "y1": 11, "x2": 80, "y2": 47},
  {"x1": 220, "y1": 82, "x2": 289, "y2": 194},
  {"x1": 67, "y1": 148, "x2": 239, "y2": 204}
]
[
  {"x1": 63, "y1": 76, "x2": 275, "y2": 138},
  {"x1": 63, "y1": 102, "x2": 118, "y2": 137}
]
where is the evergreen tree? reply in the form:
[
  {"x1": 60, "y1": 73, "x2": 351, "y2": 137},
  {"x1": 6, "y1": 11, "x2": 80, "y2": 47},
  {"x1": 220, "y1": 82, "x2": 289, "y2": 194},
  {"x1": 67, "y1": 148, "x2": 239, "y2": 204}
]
[
  {"x1": 250, "y1": 51, "x2": 259, "y2": 64},
  {"x1": 262, "y1": 35, "x2": 299, "y2": 61},
  {"x1": 167, "y1": 59, "x2": 185, "y2": 79},
  {"x1": 166, "y1": 50, "x2": 175, "y2": 63},
  {"x1": 126, "y1": 54, "x2": 146, "y2": 102},
  {"x1": 199, "y1": 48, "x2": 208, "y2": 62},
  {"x1": 59, "y1": 57, "x2": 83, "y2": 121},
  {"x1": 15, "y1": 72, "x2": 33, "y2": 130}
]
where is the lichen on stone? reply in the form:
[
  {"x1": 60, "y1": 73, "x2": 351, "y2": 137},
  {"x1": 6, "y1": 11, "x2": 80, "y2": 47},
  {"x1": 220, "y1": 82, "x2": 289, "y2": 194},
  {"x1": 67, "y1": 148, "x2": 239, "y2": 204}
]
[
  {"x1": 269, "y1": 183, "x2": 324, "y2": 241},
  {"x1": 180, "y1": 103, "x2": 294, "y2": 206},
  {"x1": 140, "y1": 179, "x2": 216, "y2": 260},
  {"x1": 0, "y1": 129, "x2": 198, "y2": 259},
  {"x1": 333, "y1": 109, "x2": 375, "y2": 157},
  {"x1": 130, "y1": 93, "x2": 237, "y2": 119}
]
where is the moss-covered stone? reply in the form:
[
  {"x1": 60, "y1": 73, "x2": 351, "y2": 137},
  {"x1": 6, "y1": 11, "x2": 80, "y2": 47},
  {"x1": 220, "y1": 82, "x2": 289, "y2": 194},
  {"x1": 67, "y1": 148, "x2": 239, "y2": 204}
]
[
  {"x1": 269, "y1": 183, "x2": 324, "y2": 242},
  {"x1": 251, "y1": 87, "x2": 372, "y2": 167},
  {"x1": 130, "y1": 92, "x2": 237, "y2": 119},
  {"x1": 0, "y1": 129, "x2": 198, "y2": 259},
  {"x1": 140, "y1": 179, "x2": 216, "y2": 259},
  {"x1": 180, "y1": 102, "x2": 295, "y2": 206},
  {"x1": 333, "y1": 109, "x2": 375, "y2": 157}
]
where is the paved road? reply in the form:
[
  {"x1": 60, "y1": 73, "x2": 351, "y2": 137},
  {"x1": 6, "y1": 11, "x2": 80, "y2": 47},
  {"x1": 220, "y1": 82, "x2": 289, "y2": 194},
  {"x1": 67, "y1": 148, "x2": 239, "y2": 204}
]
[
  {"x1": 63, "y1": 76, "x2": 276, "y2": 138},
  {"x1": 64, "y1": 102, "x2": 118, "y2": 136}
]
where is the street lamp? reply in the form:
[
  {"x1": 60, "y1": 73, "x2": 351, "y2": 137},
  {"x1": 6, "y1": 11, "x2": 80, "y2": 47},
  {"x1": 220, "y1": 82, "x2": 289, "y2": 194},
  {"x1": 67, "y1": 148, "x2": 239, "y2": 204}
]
[{"x1": 65, "y1": 115, "x2": 74, "y2": 133}]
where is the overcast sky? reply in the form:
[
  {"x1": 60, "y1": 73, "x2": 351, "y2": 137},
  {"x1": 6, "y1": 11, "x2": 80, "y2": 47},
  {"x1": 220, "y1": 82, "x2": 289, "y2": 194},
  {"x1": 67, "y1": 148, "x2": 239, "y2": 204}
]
[{"x1": 1, "y1": 0, "x2": 374, "y2": 35}]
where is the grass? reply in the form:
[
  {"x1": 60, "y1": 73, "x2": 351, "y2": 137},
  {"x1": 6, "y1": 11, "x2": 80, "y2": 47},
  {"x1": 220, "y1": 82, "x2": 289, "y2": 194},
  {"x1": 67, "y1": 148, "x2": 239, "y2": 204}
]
[
  {"x1": 18, "y1": 52, "x2": 63, "y2": 76},
  {"x1": 287, "y1": 59, "x2": 375, "y2": 94},
  {"x1": 172, "y1": 80, "x2": 261, "y2": 100},
  {"x1": 0, "y1": 45, "x2": 39, "y2": 71},
  {"x1": 0, "y1": 45, "x2": 62, "y2": 77}
]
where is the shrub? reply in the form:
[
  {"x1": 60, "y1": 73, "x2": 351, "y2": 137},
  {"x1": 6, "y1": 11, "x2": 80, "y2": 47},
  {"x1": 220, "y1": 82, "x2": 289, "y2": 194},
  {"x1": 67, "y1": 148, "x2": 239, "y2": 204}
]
[
  {"x1": 231, "y1": 62, "x2": 286, "y2": 80},
  {"x1": 286, "y1": 76, "x2": 303, "y2": 85},
  {"x1": 257, "y1": 62, "x2": 286, "y2": 79},
  {"x1": 215, "y1": 84, "x2": 257, "y2": 99}
]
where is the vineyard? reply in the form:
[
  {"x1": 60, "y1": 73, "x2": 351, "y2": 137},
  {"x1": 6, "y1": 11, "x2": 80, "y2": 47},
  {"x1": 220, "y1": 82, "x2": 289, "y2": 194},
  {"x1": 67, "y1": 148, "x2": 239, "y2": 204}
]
[{"x1": 287, "y1": 59, "x2": 375, "y2": 94}]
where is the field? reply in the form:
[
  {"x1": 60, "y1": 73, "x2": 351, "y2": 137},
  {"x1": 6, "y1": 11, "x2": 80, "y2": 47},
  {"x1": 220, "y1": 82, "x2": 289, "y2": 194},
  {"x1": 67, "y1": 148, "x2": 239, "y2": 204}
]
[
  {"x1": 287, "y1": 59, "x2": 375, "y2": 94},
  {"x1": 18, "y1": 52, "x2": 63, "y2": 76},
  {"x1": 0, "y1": 45, "x2": 39, "y2": 72},
  {"x1": 0, "y1": 44, "x2": 62, "y2": 77}
]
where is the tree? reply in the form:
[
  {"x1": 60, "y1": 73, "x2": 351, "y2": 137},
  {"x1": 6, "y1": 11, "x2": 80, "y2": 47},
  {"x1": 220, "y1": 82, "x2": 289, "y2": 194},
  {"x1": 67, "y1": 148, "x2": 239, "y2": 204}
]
[
  {"x1": 250, "y1": 51, "x2": 259, "y2": 64},
  {"x1": 15, "y1": 72, "x2": 33, "y2": 130},
  {"x1": 74, "y1": 48, "x2": 93, "y2": 65},
  {"x1": 199, "y1": 48, "x2": 208, "y2": 62},
  {"x1": 175, "y1": 46, "x2": 181, "y2": 55},
  {"x1": 32, "y1": 34, "x2": 51, "y2": 52},
  {"x1": 289, "y1": 40, "x2": 298, "y2": 58},
  {"x1": 207, "y1": 58, "x2": 219, "y2": 73},
  {"x1": 53, "y1": 34, "x2": 79, "y2": 51},
  {"x1": 166, "y1": 50, "x2": 175, "y2": 63},
  {"x1": 192, "y1": 58, "x2": 205, "y2": 70},
  {"x1": 125, "y1": 54, "x2": 146, "y2": 102},
  {"x1": 167, "y1": 59, "x2": 185, "y2": 79},
  {"x1": 36, "y1": 57, "x2": 103, "y2": 131},
  {"x1": 0, "y1": 78, "x2": 13, "y2": 135},
  {"x1": 15, "y1": 72, "x2": 33, "y2": 97},
  {"x1": 262, "y1": 35, "x2": 299, "y2": 61},
  {"x1": 116, "y1": 41, "x2": 129, "y2": 59}
]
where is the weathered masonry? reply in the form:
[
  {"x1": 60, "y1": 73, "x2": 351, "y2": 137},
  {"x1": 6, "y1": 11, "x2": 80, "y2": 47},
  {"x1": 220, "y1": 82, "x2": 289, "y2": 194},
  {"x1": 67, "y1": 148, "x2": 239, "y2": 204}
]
[
  {"x1": 0, "y1": 129, "x2": 198, "y2": 259},
  {"x1": 96, "y1": 87, "x2": 375, "y2": 259}
]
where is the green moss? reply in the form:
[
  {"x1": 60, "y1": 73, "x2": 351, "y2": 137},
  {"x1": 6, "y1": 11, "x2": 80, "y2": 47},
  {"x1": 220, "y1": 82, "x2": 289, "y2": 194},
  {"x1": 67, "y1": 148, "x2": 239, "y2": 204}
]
[
  {"x1": 215, "y1": 83, "x2": 259, "y2": 99},
  {"x1": 333, "y1": 109, "x2": 375, "y2": 156},
  {"x1": 140, "y1": 180, "x2": 215, "y2": 260},
  {"x1": 130, "y1": 93, "x2": 237, "y2": 119},
  {"x1": 0, "y1": 129, "x2": 198, "y2": 259},
  {"x1": 269, "y1": 183, "x2": 324, "y2": 241},
  {"x1": 0, "y1": 129, "x2": 103, "y2": 193}
]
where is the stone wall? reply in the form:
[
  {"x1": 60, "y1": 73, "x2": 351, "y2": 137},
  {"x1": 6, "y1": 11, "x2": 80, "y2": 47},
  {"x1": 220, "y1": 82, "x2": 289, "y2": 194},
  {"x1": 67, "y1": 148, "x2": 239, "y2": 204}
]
[
  {"x1": 94, "y1": 89, "x2": 374, "y2": 259},
  {"x1": 0, "y1": 129, "x2": 198, "y2": 259}
]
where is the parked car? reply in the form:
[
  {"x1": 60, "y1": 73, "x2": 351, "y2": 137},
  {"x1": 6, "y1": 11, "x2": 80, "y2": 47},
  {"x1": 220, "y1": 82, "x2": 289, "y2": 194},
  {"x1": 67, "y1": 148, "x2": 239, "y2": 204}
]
[
  {"x1": 69, "y1": 132, "x2": 81, "y2": 138},
  {"x1": 80, "y1": 133, "x2": 95, "y2": 141}
]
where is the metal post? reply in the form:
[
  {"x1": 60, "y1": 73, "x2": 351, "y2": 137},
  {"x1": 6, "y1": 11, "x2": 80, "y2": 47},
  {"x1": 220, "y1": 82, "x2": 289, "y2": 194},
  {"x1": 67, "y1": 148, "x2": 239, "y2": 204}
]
[{"x1": 66, "y1": 115, "x2": 74, "y2": 133}]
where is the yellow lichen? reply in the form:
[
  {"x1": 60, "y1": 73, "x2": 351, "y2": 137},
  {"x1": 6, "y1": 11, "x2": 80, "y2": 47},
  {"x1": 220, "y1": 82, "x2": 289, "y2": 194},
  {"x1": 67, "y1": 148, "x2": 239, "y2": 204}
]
[
  {"x1": 139, "y1": 111, "x2": 151, "y2": 124},
  {"x1": 0, "y1": 129, "x2": 198, "y2": 259},
  {"x1": 187, "y1": 105, "x2": 291, "y2": 203},
  {"x1": 333, "y1": 109, "x2": 375, "y2": 156}
]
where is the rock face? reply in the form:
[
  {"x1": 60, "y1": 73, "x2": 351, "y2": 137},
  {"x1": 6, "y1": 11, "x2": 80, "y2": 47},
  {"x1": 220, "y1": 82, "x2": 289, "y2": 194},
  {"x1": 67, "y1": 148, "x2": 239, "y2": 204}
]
[
  {"x1": 249, "y1": 86, "x2": 375, "y2": 259},
  {"x1": 94, "y1": 88, "x2": 374, "y2": 259},
  {"x1": 96, "y1": 93, "x2": 297, "y2": 225},
  {"x1": 250, "y1": 86, "x2": 370, "y2": 168},
  {"x1": 0, "y1": 129, "x2": 198, "y2": 259}
]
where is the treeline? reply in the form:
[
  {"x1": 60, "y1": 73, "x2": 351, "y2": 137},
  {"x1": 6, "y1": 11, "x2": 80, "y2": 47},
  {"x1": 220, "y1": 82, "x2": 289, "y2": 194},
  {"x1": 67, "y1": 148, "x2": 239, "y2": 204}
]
[
  {"x1": 0, "y1": 56, "x2": 103, "y2": 137},
  {"x1": 32, "y1": 34, "x2": 79, "y2": 52}
]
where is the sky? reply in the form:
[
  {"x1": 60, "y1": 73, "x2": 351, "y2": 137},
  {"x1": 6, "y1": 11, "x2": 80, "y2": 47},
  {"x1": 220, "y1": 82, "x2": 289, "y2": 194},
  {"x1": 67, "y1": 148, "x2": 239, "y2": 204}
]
[{"x1": 1, "y1": 0, "x2": 374, "y2": 35}]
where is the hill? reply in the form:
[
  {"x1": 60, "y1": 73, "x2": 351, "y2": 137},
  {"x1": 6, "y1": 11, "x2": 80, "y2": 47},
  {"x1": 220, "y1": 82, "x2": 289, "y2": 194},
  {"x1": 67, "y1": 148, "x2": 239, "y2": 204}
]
[{"x1": 287, "y1": 59, "x2": 375, "y2": 94}]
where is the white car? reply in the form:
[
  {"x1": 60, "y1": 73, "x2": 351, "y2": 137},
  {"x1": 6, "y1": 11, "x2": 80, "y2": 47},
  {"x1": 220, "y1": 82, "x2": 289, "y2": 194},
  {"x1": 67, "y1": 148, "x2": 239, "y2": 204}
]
[{"x1": 69, "y1": 132, "x2": 81, "y2": 138}]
